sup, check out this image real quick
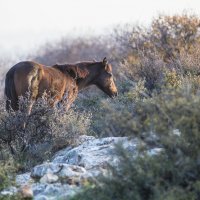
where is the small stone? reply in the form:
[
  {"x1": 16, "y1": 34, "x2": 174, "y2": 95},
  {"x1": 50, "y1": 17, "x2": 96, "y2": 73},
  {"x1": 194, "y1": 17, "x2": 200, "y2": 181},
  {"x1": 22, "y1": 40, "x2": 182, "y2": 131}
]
[
  {"x1": 0, "y1": 186, "x2": 18, "y2": 196},
  {"x1": 19, "y1": 185, "x2": 33, "y2": 199},
  {"x1": 40, "y1": 173, "x2": 59, "y2": 184},
  {"x1": 16, "y1": 173, "x2": 32, "y2": 186}
]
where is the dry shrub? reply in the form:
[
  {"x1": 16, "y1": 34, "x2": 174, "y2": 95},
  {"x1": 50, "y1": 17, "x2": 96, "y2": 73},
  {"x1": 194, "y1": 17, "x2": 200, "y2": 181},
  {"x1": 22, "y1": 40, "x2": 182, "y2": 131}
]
[
  {"x1": 114, "y1": 13, "x2": 200, "y2": 62},
  {"x1": 150, "y1": 14, "x2": 200, "y2": 61},
  {"x1": 0, "y1": 94, "x2": 91, "y2": 170},
  {"x1": 168, "y1": 44, "x2": 200, "y2": 75},
  {"x1": 118, "y1": 43, "x2": 200, "y2": 94},
  {"x1": 120, "y1": 52, "x2": 166, "y2": 92},
  {"x1": 135, "y1": 53, "x2": 166, "y2": 91},
  {"x1": 33, "y1": 36, "x2": 115, "y2": 66},
  {"x1": 113, "y1": 14, "x2": 200, "y2": 96},
  {"x1": 162, "y1": 44, "x2": 200, "y2": 91}
]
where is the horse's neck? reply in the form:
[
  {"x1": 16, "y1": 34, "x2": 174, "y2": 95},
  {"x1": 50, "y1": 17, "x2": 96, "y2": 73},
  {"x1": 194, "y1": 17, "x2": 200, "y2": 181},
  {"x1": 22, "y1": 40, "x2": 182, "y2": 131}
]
[
  {"x1": 76, "y1": 66, "x2": 99, "y2": 90},
  {"x1": 76, "y1": 76, "x2": 93, "y2": 90}
]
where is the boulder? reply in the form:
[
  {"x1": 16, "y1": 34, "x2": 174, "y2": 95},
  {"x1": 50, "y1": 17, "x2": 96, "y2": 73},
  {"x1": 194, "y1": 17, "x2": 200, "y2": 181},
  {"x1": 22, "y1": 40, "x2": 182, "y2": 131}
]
[
  {"x1": 1, "y1": 136, "x2": 161, "y2": 199},
  {"x1": 40, "y1": 173, "x2": 59, "y2": 184}
]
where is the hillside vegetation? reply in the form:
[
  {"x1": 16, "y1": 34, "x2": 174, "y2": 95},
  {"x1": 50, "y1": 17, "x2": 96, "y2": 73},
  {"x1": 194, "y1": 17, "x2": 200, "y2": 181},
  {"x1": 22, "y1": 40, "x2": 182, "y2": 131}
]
[{"x1": 1, "y1": 13, "x2": 200, "y2": 199}]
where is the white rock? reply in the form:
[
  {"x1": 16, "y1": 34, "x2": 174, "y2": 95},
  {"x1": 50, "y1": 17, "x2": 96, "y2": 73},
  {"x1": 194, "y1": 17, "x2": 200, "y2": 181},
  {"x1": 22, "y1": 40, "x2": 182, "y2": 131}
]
[
  {"x1": 40, "y1": 173, "x2": 59, "y2": 184},
  {"x1": 32, "y1": 183, "x2": 78, "y2": 200},
  {"x1": 16, "y1": 172, "x2": 32, "y2": 186},
  {"x1": 31, "y1": 163, "x2": 62, "y2": 179},
  {"x1": 31, "y1": 163, "x2": 87, "y2": 180},
  {"x1": 52, "y1": 137, "x2": 138, "y2": 175},
  {"x1": 0, "y1": 186, "x2": 18, "y2": 196},
  {"x1": 172, "y1": 129, "x2": 181, "y2": 136},
  {"x1": 147, "y1": 148, "x2": 163, "y2": 156},
  {"x1": 13, "y1": 136, "x2": 156, "y2": 200}
]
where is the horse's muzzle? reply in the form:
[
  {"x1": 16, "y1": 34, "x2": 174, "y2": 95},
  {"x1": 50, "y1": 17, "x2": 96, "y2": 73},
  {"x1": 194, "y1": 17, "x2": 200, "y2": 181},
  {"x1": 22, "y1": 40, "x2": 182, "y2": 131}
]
[{"x1": 111, "y1": 91, "x2": 118, "y2": 98}]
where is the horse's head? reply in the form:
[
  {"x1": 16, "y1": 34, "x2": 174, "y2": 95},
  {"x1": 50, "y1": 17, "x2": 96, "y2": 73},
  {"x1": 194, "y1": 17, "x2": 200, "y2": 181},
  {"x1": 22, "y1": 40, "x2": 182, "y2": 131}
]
[{"x1": 95, "y1": 57, "x2": 118, "y2": 98}]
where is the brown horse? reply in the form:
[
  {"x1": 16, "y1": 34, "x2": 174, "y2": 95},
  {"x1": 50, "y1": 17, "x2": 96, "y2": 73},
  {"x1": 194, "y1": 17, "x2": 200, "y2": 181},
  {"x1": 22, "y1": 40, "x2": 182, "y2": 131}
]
[{"x1": 5, "y1": 57, "x2": 118, "y2": 113}]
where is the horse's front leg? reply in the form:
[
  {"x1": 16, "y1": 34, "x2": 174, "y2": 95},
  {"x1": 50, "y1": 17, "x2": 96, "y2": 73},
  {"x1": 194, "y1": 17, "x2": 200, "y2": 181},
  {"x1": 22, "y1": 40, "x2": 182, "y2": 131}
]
[{"x1": 62, "y1": 88, "x2": 78, "y2": 111}]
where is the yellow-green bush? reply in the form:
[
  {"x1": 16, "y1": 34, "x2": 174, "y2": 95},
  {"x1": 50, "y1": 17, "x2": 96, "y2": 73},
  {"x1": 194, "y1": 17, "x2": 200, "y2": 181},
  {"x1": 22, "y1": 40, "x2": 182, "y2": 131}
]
[{"x1": 0, "y1": 160, "x2": 17, "y2": 192}]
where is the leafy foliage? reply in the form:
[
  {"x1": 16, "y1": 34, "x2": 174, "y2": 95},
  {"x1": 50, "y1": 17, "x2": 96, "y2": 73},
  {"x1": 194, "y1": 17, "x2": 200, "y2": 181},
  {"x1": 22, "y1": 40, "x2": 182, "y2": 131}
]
[{"x1": 0, "y1": 160, "x2": 16, "y2": 191}]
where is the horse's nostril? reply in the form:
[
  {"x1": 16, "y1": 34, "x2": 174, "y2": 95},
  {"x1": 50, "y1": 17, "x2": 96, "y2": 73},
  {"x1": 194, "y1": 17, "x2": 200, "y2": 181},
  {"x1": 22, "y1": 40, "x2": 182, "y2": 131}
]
[{"x1": 111, "y1": 91, "x2": 118, "y2": 98}]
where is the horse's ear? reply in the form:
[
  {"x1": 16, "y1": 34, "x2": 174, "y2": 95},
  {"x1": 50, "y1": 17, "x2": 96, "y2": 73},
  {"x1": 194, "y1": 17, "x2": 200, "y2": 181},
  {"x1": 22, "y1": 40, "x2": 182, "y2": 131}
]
[
  {"x1": 66, "y1": 66, "x2": 88, "y2": 79},
  {"x1": 102, "y1": 57, "x2": 108, "y2": 66}
]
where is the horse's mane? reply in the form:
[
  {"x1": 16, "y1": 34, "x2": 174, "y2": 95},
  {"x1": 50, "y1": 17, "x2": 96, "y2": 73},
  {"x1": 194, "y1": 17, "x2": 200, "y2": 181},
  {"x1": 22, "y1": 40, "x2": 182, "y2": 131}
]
[{"x1": 52, "y1": 63, "x2": 91, "y2": 79}]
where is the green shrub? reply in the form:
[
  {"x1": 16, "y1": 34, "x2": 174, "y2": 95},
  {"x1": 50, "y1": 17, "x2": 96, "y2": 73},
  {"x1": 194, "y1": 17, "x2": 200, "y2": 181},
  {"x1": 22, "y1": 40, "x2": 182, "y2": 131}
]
[
  {"x1": 0, "y1": 195, "x2": 24, "y2": 200},
  {"x1": 0, "y1": 159, "x2": 19, "y2": 200},
  {"x1": 75, "y1": 79, "x2": 148, "y2": 137},
  {"x1": 71, "y1": 84, "x2": 200, "y2": 200}
]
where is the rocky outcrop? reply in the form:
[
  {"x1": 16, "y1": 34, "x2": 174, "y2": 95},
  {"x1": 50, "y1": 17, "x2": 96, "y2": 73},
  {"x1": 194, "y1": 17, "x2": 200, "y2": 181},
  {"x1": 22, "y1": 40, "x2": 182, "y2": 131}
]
[{"x1": 1, "y1": 135, "x2": 162, "y2": 199}]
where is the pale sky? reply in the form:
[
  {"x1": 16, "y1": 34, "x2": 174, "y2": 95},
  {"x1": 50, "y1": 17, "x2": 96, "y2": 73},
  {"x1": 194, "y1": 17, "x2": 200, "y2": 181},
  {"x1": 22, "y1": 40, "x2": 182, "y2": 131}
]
[{"x1": 0, "y1": 0, "x2": 200, "y2": 58}]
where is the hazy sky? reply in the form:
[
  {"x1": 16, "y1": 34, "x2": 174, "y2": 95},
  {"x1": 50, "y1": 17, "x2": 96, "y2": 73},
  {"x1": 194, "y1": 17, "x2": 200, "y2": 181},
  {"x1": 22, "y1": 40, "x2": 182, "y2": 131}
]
[{"x1": 0, "y1": 0, "x2": 200, "y2": 58}]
